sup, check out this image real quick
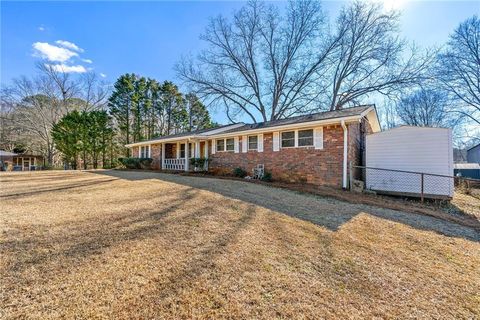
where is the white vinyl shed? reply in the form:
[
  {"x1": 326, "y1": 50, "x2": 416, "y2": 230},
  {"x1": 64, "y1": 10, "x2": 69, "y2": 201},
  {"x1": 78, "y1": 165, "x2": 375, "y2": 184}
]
[{"x1": 365, "y1": 126, "x2": 454, "y2": 198}]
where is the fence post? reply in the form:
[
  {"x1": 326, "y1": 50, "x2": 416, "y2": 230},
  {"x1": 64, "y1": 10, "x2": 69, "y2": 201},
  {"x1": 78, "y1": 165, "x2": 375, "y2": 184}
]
[{"x1": 420, "y1": 173, "x2": 424, "y2": 203}]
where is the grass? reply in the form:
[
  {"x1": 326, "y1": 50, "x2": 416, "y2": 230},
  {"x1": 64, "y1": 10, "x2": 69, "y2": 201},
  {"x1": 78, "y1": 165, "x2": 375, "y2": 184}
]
[{"x1": 1, "y1": 170, "x2": 479, "y2": 319}]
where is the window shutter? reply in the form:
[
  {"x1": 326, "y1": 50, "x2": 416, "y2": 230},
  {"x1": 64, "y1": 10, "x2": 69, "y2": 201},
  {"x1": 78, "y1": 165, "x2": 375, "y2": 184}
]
[
  {"x1": 258, "y1": 134, "x2": 264, "y2": 152},
  {"x1": 212, "y1": 139, "x2": 216, "y2": 154},
  {"x1": 242, "y1": 135, "x2": 247, "y2": 153},
  {"x1": 273, "y1": 132, "x2": 280, "y2": 151},
  {"x1": 314, "y1": 127, "x2": 324, "y2": 149},
  {"x1": 234, "y1": 136, "x2": 239, "y2": 153}
]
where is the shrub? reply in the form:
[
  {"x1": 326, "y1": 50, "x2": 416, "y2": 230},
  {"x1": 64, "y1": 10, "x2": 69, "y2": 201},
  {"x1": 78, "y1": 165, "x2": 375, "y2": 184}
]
[
  {"x1": 261, "y1": 171, "x2": 272, "y2": 182},
  {"x1": 233, "y1": 167, "x2": 247, "y2": 178},
  {"x1": 118, "y1": 157, "x2": 152, "y2": 169},
  {"x1": 190, "y1": 158, "x2": 208, "y2": 170},
  {"x1": 139, "y1": 158, "x2": 153, "y2": 169}
]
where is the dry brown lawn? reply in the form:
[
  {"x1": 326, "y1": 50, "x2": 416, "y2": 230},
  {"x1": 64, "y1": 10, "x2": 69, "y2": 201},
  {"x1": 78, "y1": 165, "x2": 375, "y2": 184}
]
[{"x1": 1, "y1": 170, "x2": 479, "y2": 319}]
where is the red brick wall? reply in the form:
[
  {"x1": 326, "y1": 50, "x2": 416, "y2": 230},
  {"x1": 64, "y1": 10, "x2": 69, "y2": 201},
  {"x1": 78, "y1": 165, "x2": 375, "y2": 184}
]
[
  {"x1": 130, "y1": 123, "x2": 366, "y2": 188},
  {"x1": 151, "y1": 144, "x2": 161, "y2": 170},
  {"x1": 132, "y1": 146, "x2": 139, "y2": 158},
  {"x1": 208, "y1": 125, "x2": 346, "y2": 187}
]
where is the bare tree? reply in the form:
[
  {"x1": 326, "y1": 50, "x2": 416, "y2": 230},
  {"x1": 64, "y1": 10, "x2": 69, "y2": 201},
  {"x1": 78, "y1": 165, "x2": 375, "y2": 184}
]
[
  {"x1": 37, "y1": 63, "x2": 79, "y2": 112},
  {"x1": 177, "y1": 0, "x2": 432, "y2": 122},
  {"x1": 395, "y1": 87, "x2": 457, "y2": 127},
  {"x1": 0, "y1": 88, "x2": 21, "y2": 152},
  {"x1": 3, "y1": 65, "x2": 108, "y2": 165},
  {"x1": 177, "y1": 0, "x2": 339, "y2": 122},
  {"x1": 437, "y1": 15, "x2": 480, "y2": 125},
  {"x1": 79, "y1": 72, "x2": 109, "y2": 111},
  {"x1": 325, "y1": 1, "x2": 433, "y2": 110}
]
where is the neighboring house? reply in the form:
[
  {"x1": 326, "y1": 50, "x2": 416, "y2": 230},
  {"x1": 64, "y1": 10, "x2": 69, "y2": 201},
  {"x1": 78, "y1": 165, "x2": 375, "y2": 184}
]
[
  {"x1": 454, "y1": 163, "x2": 480, "y2": 179},
  {"x1": 467, "y1": 143, "x2": 480, "y2": 163},
  {"x1": 0, "y1": 150, "x2": 17, "y2": 171},
  {"x1": 1, "y1": 150, "x2": 45, "y2": 171},
  {"x1": 126, "y1": 105, "x2": 381, "y2": 188},
  {"x1": 12, "y1": 154, "x2": 44, "y2": 171}
]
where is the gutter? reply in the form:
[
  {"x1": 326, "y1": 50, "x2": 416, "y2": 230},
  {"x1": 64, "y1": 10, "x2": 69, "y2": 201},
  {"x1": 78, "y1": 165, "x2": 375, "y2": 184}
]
[
  {"x1": 341, "y1": 120, "x2": 348, "y2": 189},
  {"x1": 206, "y1": 115, "x2": 365, "y2": 139}
]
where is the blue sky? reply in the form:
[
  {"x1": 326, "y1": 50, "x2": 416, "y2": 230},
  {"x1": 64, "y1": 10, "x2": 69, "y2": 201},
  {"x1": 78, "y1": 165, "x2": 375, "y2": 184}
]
[{"x1": 1, "y1": 1, "x2": 479, "y2": 123}]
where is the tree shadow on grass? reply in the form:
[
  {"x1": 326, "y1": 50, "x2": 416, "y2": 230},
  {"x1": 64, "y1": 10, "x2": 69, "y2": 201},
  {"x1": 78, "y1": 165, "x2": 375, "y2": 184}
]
[
  {"x1": 0, "y1": 178, "x2": 119, "y2": 200},
  {"x1": 3, "y1": 181, "x2": 258, "y2": 274},
  {"x1": 90, "y1": 170, "x2": 480, "y2": 242}
]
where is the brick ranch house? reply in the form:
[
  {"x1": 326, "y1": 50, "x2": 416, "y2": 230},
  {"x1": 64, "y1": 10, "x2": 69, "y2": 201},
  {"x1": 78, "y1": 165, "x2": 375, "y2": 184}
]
[{"x1": 126, "y1": 105, "x2": 381, "y2": 188}]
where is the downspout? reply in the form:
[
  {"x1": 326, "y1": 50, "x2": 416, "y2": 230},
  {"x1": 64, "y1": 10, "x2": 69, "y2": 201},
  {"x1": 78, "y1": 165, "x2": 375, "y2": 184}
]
[{"x1": 341, "y1": 120, "x2": 348, "y2": 189}]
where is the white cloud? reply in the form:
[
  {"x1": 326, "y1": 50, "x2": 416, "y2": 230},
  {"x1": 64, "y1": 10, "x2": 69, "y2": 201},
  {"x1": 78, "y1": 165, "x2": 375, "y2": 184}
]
[
  {"x1": 100, "y1": 73, "x2": 107, "y2": 78},
  {"x1": 45, "y1": 64, "x2": 87, "y2": 73},
  {"x1": 32, "y1": 42, "x2": 78, "y2": 62},
  {"x1": 55, "y1": 40, "x2": 84, "y2": 52},
  {"x1": 82, "y1": 58, "x2": 93, "y2": 64},
  {"x1": 38, "y1": 26, "x2": 45, "y2": 31}
]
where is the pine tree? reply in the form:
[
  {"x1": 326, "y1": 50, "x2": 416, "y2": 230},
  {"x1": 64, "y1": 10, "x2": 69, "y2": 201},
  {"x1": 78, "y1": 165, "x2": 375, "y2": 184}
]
[
  {"x1": 186, "y1": 93, "x2": 213, "y2": 131},
  {"x1": 108, "y1": 73, "x2": 136, "y2": 156}
]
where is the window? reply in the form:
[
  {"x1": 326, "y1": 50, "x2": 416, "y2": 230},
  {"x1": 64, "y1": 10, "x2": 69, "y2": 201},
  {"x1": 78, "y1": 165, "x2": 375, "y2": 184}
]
[
  {"x1": 216, "y1": 139, "x2": 225, "y2": 152},
  {"x1": 248, "y1": 136, "x2": 258, "y2": 150},
  {"x1": 180, "y1": 144, "x2": 186, "y2": 158},
  {"x1": 298, "y1": 129, "x2": 313, "y2": 147},
  {"x1": 190, "y1": 143, "x2": 195, "y2": 158},
  {"x1": 226, "y1": 138, "x2": 235, "y2": 151},
  {"x1": 140, "y1": 146, "x2": 150, "y2": 158},
  {"x1": 281, "y1": 131, "x2": 295, "y2": 148}
]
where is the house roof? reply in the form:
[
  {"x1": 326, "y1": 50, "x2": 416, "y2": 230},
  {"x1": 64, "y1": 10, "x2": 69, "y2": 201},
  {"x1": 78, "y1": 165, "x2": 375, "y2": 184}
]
[
  {"x1": 454, "y1": 163, "x2": 480, "y2": 169},
  {"x1": 219, "y1": 105, "x2": 374, "y2": 135},
  {"x1": 0, "y1": 150, "x2": 17, "y2": 157},
  {"x1": 126, "y1": 105, "x2": 378, "y2": 147},
  {"x1": 467, "y1": 143, "x2": 480, "y2": 152}
]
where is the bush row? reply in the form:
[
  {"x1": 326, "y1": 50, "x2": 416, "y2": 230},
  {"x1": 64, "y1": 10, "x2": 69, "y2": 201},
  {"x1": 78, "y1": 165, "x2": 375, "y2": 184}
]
[
  {"x1": 233, "y1": 167, "x2": 272, "y2": 182},
  {"x1": 118, "y1": 157, "x2": 153, "y2": 169}
]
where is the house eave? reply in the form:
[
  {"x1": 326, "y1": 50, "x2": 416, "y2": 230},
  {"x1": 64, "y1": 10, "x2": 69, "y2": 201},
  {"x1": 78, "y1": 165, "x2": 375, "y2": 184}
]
[{"x1": 125, "y1": 107, "x2": 380, "y2": 148}]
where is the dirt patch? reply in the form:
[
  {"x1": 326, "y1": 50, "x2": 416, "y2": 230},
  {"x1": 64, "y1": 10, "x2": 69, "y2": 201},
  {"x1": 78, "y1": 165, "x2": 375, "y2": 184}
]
[{"x1": 1, "y1": 170, "x2": 479, "y2": 319}]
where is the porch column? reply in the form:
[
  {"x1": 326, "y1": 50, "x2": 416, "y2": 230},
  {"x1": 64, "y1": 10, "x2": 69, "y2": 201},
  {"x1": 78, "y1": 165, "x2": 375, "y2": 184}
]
[
  {"x1": 176, "y1": 142, "x2": 180, "y2": 158},
  {"x1": 204, "y1": 141, "x2": 209, "y2": 159},
  {"x1": 161, "y1": 143, "x2": 165, "y2": 170},
  {"x1": 195, "y1": 141, "x2": 200, "y2": 158},
  {"x1": 184, "y1": 140, "x2": 189, "y2": 171}
]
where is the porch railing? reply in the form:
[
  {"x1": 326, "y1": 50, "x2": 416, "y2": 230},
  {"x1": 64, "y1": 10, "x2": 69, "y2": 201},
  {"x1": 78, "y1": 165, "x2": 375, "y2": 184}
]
[{"x1": 164, "y1": 158, "x2": 185, "y2": 171}]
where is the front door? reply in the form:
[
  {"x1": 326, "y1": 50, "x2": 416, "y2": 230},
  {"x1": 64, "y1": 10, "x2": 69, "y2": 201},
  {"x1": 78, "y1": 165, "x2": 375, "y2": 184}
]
[{"x1": 23, "y1": 159, "x2": 30, "y2": 171}]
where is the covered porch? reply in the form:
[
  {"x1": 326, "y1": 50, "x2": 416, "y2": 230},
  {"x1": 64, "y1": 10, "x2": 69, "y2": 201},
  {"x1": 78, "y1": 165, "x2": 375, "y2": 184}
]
[
  {"x1": 159, "y1": 139, "x2": 210, "y2": 172},
  {"x1": 12, "y1": 155, "x2": 44, "y2": 171}
]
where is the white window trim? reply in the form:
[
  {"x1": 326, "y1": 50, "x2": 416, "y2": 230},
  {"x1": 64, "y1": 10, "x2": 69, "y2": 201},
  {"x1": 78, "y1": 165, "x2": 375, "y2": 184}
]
[
  {"x1": 297, "y1": 129, "x2": 314, "y2": 147},
  {"x1": 180, "y1": 143, "x2": 186, "y2": 159},
  {"x1": 281, "y1": 129, "x2": 314, "y2": 149},
  {"x1": 215, "y1": 138, "x2": 235, "y2": 152},
  {"x1": 280, "y1": 130, "x2": 296, "y2": 149},
  {"x1": 140, "y1": 145, "x2": 151, "y2": 158},
  {"x1": 248, "y1": 135, "x2": 258, "y2": 151}
]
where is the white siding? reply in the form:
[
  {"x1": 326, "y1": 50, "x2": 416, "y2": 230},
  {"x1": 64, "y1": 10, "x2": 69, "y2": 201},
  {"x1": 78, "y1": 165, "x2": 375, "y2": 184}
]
[{"x1": 366, "y1": 126, "x2": 453, "y2": 197}]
